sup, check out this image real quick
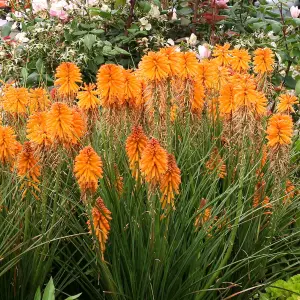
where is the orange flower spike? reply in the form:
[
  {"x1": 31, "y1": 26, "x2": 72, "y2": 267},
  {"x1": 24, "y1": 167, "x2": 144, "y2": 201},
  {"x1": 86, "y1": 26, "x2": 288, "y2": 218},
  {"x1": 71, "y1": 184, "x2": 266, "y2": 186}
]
[
  {"x1": 197, "y1": 60, "x2": 218, "y2": 89},
  {"x1": 125, "y1": 126, "x2": 148, "y2": 179},
  {"x1": 179, "y1": 52, "x2": 199, "y2": 79},
  {"x1": 96, "y1": 64, "x2": 125, "y2": 107},
  {"x1": 77, "y1": 83, "x2": 100, "y2": 111},
  {"x1": 28, "y1": 88, "x2": 51, "y2": 112},
  {"x1": 170, "y1": 103, "x2": 178, "y2": 122},
  {"x1": 283, "y1": 180, "x2": 295, "y2": 204},
  {"x1": 160, "y1": 154, "x2": 181, "y2": 209},
  {"x1": 253, "y1": 48, "x2": 275, "y2": 74},
  {"x1": 219, "y1": 83, "x2": 236, "y2": 116},
  {"x1": 276, "y1": 94, "x2": 298, "y2": 114},
  {"x1": 262, "y1": 196, "x2": 272, "y2": 215},
  {"x1": 87, "y1": 197, "x2": 112, "y2": 259},
  {"x1": 212, "y1": 43, "x2": 231, "y2": 66},
  {"x1": 17, "y1": 142, "x2": 41, "y2": 184},
  {"x1": 206, "y1": 148, "x2": 227, "y2": 179},
  {"x1": 47, "y1": 102, "x2": 73, "y2": 143},
  {"x1": 138, "y1": 51, "x2": 170, "y2": 82},
  {"x1": 194, "y1": 199, "x2": 212, "y2": 228},
  {"x1": 230, "y1": 49, "x2": 251, "y2": 72},
  {"x1": 140, "y1": 138, "x2": 168, "y2": 184},
  {"x1": 0, "y1": 126, "x2": 18, "y2": 164},
  {"x1": 234, "y1": 80, "x2": 258, "y2": 109},
  {"x1": 159, "y1": 47, "x2": 184, "y2": 77},
  {"x1": 191, "y1": 80, "x2": 205, "y2": 113},
  {"x1": 54, "y1": 62, "x2": 82, "y2": 97},
  {"x1": 253, "y1": 91, "x2": 267, "y2": 116},
  {"x1": 27, "y1": 112, "x2": 52, "y2": 147},
  {"x1": 123, "y1": 69, "x2": 142, "y2": 107},
  {"x1": 69, "y1": 108, "x2": 86, "y2": 145},
  {"x1": 74, "y1": 146, "x2": 103, "y2": 194},
  {"x1": 266, "y1": 114, "x2": 293, "y2": 148},
  {"x1": 3, "y1": 86, "x2": 29, "y2": 114}
]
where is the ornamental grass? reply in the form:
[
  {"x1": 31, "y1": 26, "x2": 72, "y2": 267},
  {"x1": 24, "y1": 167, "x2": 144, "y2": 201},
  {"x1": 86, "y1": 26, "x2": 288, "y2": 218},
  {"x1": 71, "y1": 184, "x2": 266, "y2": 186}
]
[{"x1": 0, "y1": 44, "x2": 299, "y2": 300}]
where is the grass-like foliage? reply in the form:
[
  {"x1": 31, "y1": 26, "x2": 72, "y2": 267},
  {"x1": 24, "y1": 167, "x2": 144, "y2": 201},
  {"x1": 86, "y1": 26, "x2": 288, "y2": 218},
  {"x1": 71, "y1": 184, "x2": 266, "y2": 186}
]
[{"x1": 0, "y1": 45, "x2": 299, "y2": 299}]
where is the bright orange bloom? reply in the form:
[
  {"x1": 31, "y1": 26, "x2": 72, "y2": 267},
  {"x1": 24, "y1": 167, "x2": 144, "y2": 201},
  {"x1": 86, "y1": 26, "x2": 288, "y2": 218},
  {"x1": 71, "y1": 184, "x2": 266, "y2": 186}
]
[
  {"x1": 283, "y1": 180, "x2": 295, "y2": 205},
  {"x1": 178, "y1": 52, "x2": 199, "y2": 79},
  {"x1": 77, "y1": 83, "x2": 100, "y2": 111},
  {"x1": 276, "y1": 94, "x2": 298, "y2": 114},
  {"x1": 139, "y1": 51, "x2": 170, "y2": 81},
  {"x1": 230, "y1": 49, "x2": 251, "y2": 72},
  {"x1": 253, "y1": 91, "x2": 267, "y2": 116},
  {"x1": 125, "y1": 126, "x2": 148, "y2": 180},
  {"x1": 206, "y1": 148, "x2": 227, "y2": 179},
  {"x1": 212, "y1": 43, "x2": 231, "y2": 66},
  {"x1": 123, "y1": 69, "x2": 141, "y2": 107},
  {"x1": 47, "y1": 102, "x2": 73, "y2": 143},
  {"x1": 191, "y1": 81, "x2": 205, "y2": 113},
  {"x1": 69, "y1": 108, "x2": 86, "y2": 145},
  {"x1": 266, "y1": 114, "x2": 293, "y2": 147},
  {"x1": 159, "y1": 47, "x2": 183, "y2": 77},
  {"x1": 160, "y1": 154, "x2": 181, "y2": 209},
  {"x1": 74, "y1": 146, "x2": 103, "y2": 194},
  {"x1": 28, "y1": 88, "x2": 51, "y2": 112},
  {"x1": 234, "y1": 80, "x2": 257, "y2": 109},
  {"x1": 0, "y1": 126, "x2": 18, "y2": 164},
  {"x1": 219, "y1": 83, "x2": 236, "y2": 116},
  {"x1": 140, "y1": 138, "x2": 168, "y2": 184},
  {"x1": 197, "y1": 60, "x2": 218, "y2": 89},
  {"x1": 215, "y1": 65, "x2": 230, "y2": 89},
  {"x1": 27, "y1": 112, "x2": 52, "y2": 147},
  {"x1": 17, "y1": 142, "x2": 41, "y2": 184},
  {"x1": 253, "y1": 48, "x2": 274, "y2": 73},
  {"x1": 3, "y1": 86, "x2": 29, "y2": 114},
  {"x1": 87, "y1": 197, "x2": 112, "y2": 259},
  {"x1": 54, "y1": 62, "x2": 82, "y2": 97},
  {"x1": 170, "y1": 103, "x2": 178, "y2": 122},
  {"x1": 96, "y1": 64, "x2": 125, "y2": 107}
]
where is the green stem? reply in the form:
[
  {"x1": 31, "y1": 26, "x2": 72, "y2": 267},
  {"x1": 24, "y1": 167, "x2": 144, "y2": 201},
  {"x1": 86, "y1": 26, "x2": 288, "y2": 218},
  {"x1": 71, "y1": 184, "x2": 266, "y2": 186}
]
[{"x1": 196, "y1": 155, "x2": 246, "y2": 300}]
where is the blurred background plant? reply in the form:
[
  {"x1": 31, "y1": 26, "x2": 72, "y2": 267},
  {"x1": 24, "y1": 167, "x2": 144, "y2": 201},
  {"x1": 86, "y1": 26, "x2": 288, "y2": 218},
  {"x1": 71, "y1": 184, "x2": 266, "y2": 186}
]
[{"x1": 0, "y1": 0, "x2": 299, "y2": 91}]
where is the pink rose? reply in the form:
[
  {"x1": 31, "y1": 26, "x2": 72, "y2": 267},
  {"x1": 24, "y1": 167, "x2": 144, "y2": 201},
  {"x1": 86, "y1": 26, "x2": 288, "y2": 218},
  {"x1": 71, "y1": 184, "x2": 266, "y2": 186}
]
[{"x1": 198, "y1": 44, "x2": 211, "y2": 59}]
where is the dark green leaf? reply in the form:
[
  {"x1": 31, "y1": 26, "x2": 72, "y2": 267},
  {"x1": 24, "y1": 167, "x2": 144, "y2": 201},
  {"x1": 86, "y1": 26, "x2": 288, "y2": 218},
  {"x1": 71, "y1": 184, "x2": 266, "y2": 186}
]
[
  {"x1": 138, "y1": 1, "x2": 151, "y2": 13},
  {"x1": 36, "y1": 58, "x2": 44, "y2": 74},
  {"x1": 177, "y1": 7, "x2": 193, "y2": 15},
  {"x1": 98, "y1": 11, "x2": 112, "y2": 19},
  {"x1": 95, "y1": 56, "x2": 105, "y2": 64},
  {"x1": 180, "y1": 17, "x2": 191, "y2": 26},
  {"x1": 26, "y1": 72, "x2": 39, "y2": 86},
  {"x1": 90, "y1": 29, "x2": 104, "y2": 35},
  {"x1": 73, "y1": 31, "x2": 87, "y2": 36},
  {"x1": 114, "y1": 46, "x2": 130, "y2": 55},
  {"x1": 21, "y1": 67, "x2": 28, "y2": 81},
  {"x1": 115, "y1": 0, "x2": 126, "y2": 7},
  {"x1": 285, "y1": 76, "x2": 296, "y2": 89}
]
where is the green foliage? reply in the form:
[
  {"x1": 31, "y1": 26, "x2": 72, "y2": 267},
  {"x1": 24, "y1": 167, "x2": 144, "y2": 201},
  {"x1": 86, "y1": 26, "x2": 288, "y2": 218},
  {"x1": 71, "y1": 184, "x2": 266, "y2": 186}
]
[{"x1": 259, "y1": 275, "x2": 300, "y2": 299}]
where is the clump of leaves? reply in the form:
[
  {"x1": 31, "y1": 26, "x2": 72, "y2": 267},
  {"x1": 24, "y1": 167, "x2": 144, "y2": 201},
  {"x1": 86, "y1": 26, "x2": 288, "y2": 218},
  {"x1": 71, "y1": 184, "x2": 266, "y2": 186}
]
[{"x1": 260, "y1": 274, "x2": 300, "y2": 299}]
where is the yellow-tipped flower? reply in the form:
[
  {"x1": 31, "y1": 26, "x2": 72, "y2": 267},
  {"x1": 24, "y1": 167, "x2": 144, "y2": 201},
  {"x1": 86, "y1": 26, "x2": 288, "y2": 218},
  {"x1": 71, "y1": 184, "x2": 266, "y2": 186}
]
[
  {"x1": 17, "y1": 141, "x2": 41, "y2": 184},
  {"x1": 266, "y1": 114, "x2": 293, "y2": 148},
  {"x1": 206, "y1": 148, "x2": 227, "y2": 179},
  {"x1": 160, "y1": 154, "x2": 181, "y2": 209},
  {"x1": 27, "y1": 112, "x2": 52, "y2": 147},
  {"x1": 96, "y1": 64, "x2": 125, "y2": 108},
  {"x1": 77, "y1": 83, "x2": 100, "y2": 111},
  {"x1": 219, "y1": 83, "x2": 236, "y2": 116},
  {"x1": 212, "y1": 43, "x2": 231, "y2": 66},
  {"x1": 28, "y1": 88, "x2": 51, "y2": 112},
  {"x1": 140, "y1": 138, "x2": 168, "y2": 184},
  {"x1": 179, "y1": 52, "x2": 199, "y2": 80},
  {"x1": 3, "y1": 86, "x2": 29, "y2": 114},
  {"x1": 0, "y1": 126, "x2": 18, "y2": 164},
  {"x1": 123, "y1": 69, "x2": 142, "y2": 107},
  {"x1": 54, "y1": 62, "x2": 82, "y2": 97},
  {"x1": 139, "y1": 51, "x2": 170, "y2": 82},
  {"x1": 87, "y1": 197, "x2": 112, "y2": 260},
  {"x1": 159, "y1": 47, "x2": 183, "y2": 77},
  {"x1": 74, "y1": 146, "x2": 103, "y2": 194},
  {"x1": 125, "y1": 126, "x2": 148, "y2": 180},
  {"x1": 191, "y1": 81, "x2": 205, "y2": 113},
  {"x1": 253, "y1": 48, "x2": 275, "y2": 74},
  {"x1": 276, "y1": 94, "x2": 298, "y2": 114},
  {"x1": 230, "y1": 49, "x2": 251, "y2": 72}
]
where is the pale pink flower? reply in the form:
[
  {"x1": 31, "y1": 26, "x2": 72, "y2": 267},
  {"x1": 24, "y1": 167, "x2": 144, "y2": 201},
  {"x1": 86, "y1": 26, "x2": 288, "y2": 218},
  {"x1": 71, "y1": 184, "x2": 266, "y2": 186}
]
[
  {"x1": 290, "y1": 6, "x2": 300, "y2": 18},
  {"x1": 215, "y1": 0, "x2": 229, "y2": 9},
  {"x1": 198, "y1": 44, "x2": 211, "y2": 59}
]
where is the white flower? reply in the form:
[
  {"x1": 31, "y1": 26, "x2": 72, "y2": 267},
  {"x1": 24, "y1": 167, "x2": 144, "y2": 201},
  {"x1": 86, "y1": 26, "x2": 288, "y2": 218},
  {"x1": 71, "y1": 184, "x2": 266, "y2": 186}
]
[
  {"x1": 11, "y1": 22, "x2": 18, "y2": 30},
  {"x1": 267, "y1": 30, "x2": 279, "y2": 40},
  {"x1": 101, "y1": 4, "x2": 111, "y2": 12},
  {"x1": 187, "y1": 33, "x2": 197, "y2": 46},
  {"x1": 0, "y1": 51, "x2": 5, "y2": 59},
  {"x1": 32, "y1": 0, "x2": 48, "y2": 13},
  {"x1": 15, "y1": 32, "x2": 29, "y2": 43},
  {"x1": 139, "y1": 17, "x2": 152, "y2": 31},
  {"x1": 149, "y1": 4, "x2": 160, "y2": 18},
  {"x1": 6, "y1": 13, "x2": 13, "y2": 22},
  {"x1": 290, "y1": 6, "x2": 300, "y2": 18},
  {"x1": 167, "y1": 38, "x2": 175, "y2": 46},
  {"x1": 270, "y1": 42, "x2": 277, "y2": 48},
  {"x1": 198, "y1": 44, "x2": 211, "y2": 59},
  {"x1": 0, "y1": 20, "x2": 7, "y2": 27}
]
